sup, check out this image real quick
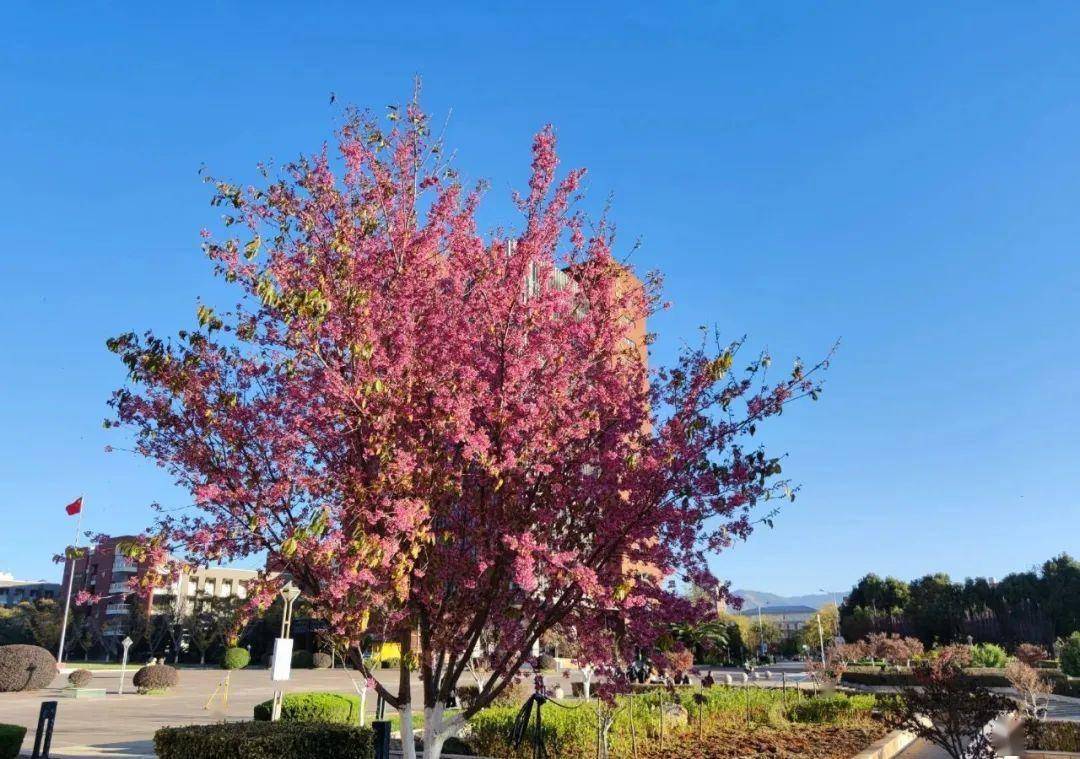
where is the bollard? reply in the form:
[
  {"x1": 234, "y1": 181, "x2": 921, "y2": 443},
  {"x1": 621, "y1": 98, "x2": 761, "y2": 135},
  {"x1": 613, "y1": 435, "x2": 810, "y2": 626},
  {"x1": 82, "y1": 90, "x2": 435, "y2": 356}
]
[
  {"x1": 372, "y1": 719, "x2": 391, "y2": 759},
  {"x1": 33, "y1": 700, "x2": 57, "y2": 758}
]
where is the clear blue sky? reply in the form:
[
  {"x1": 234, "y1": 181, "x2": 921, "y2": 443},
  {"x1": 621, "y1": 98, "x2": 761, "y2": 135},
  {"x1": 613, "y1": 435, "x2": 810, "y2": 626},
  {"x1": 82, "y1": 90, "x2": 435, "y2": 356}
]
[{"x1": 2, "y1": 3, "x2": 1078, "y2": 595}]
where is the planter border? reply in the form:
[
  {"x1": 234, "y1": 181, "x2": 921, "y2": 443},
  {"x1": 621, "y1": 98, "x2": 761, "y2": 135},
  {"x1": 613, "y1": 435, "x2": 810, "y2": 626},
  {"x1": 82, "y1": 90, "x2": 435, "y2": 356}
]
[{"x1": 850, "y1": 729, "x2": 919, "y2": 759}]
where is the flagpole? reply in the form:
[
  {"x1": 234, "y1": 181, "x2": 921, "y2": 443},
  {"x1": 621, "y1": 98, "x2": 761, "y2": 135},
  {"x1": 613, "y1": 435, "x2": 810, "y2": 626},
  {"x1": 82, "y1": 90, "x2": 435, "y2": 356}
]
[{"x1": 56, "y1": 497, "x2": 84, "y2": 669}]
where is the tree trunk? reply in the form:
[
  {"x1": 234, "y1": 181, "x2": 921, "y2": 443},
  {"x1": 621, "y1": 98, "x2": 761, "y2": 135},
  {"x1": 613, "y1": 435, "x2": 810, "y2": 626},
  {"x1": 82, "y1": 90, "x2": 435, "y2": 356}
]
[
  {"x1": 399, "y1": 703, "x2": 416, "y2": 759},
  {"x1": 418, "y1": 704, "x2": 463, "y2": 759}
]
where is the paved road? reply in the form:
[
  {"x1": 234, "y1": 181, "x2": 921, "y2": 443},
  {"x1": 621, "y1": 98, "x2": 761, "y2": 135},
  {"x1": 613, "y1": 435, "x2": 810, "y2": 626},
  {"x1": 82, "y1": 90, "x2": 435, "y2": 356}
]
[{"x1": 0, "y1": 667, "x2": 416, "y2": 758}]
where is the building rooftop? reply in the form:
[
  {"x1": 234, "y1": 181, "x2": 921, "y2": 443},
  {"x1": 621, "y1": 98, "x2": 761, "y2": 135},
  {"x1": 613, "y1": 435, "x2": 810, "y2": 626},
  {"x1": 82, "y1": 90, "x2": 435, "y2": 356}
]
[{"x1": 737, "y1": 604, "x2": 818, "y2": 616}]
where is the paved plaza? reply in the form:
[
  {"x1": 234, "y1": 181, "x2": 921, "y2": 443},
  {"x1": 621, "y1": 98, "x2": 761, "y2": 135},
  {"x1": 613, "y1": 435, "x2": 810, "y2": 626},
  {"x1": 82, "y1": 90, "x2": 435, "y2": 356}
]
[
  {"x1": 0, "y1": 667, "x2": 418, "y2": 758},
  {"x1": 0, "y1": 663, "x2": 815, "y2": 757}
]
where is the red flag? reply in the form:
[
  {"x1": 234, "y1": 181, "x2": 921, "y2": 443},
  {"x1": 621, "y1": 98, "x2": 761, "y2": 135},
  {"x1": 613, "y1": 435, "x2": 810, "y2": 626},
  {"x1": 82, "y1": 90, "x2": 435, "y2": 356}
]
[{"x1": 65, "y1": 497, "x2": 82, "y2": 516}]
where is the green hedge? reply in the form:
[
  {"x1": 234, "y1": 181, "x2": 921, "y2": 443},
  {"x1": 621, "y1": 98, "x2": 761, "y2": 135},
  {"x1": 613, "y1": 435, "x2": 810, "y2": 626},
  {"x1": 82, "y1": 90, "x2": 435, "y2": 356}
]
[
  {"x1": 841, "y1": 666, "x2": 1014, "y2": 687},
  {"x1": 840, "y1": 665, "x2": 1080, "y2": 696},
  {"x1": 1025, "y1": 720, "x2": 1080, "y2": 752},
  {"x1": 222, "y1": 647, "x2": 250, "y2": 670},
  {"x1": 253, "y1": 692, "x2": 361, "y2": 724},
  {"x1": 291, "y1": 650, "x2": 314, "y2": 669},
  {"x1": 0, "y1": 724, "x2": 26, "y2": 759},
  {"x1": 155, "y1": 721, "x2": 373, "y2": 759},
  {"x1": 468, "y1": 705, "x2": 596, "y2": 759}
]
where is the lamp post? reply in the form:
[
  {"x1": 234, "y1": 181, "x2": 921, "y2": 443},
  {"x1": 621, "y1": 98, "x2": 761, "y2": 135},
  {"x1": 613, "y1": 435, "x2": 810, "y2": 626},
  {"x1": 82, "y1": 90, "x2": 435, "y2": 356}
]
[
  {"x1": 270, "y1": 583, "x2": 301, "y2": 721},
  {"x1": 117, "y1": 636, "x2": 134, "y2": 695},
  {"x1": 816, "y1": 614, "x2": 826, "y2": 666}
]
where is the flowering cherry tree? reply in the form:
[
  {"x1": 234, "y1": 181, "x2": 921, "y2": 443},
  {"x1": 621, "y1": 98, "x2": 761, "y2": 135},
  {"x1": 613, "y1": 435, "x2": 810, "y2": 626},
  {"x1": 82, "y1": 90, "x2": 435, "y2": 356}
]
[{"x1": 106, "y1": 95, "x2": 826, "y2": 758}]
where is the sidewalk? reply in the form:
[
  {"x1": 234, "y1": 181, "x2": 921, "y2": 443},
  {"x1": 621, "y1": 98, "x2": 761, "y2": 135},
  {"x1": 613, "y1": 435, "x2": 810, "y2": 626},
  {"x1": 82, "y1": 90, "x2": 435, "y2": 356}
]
[{"x1": 21, "y1": 741, "x2": 154, "y2": 758}]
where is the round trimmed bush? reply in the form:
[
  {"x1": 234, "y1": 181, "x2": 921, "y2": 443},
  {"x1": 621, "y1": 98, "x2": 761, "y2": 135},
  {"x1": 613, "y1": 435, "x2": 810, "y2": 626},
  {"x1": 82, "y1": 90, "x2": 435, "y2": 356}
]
[
  {"x1": 970, "y1": 643, "x2": 1009, "y2": 668},
  {"x1": 1061, "y1": 632, "x2": 1080, "y2": 677},
  {"x1": 0, "y1": 644, "x2": 57, "y2": 692},
  {"x1": 68, "y1": 669, "x2": 93, "y2": 688},
  {"x1": 312, "y1": 652, "x2": 332, "y2": 670},
  {"x1": 132, "y1": 664, "x2": 179, "y2": 693},
  {"x1": 291, "y1": 650, "x2": 314, "y2": 669},
  {"x1": 537, "y1": 654, "x2": 556, "y2": 671},
  {"x1": 253, "y1": 692, "x2": 360, "y2": 723},
  {"x1": 0, "y1": 724, "x2": 27, "y2": 759},
  {"x1": 221, "y1": 647, "x2": 250, "y2": 670}
]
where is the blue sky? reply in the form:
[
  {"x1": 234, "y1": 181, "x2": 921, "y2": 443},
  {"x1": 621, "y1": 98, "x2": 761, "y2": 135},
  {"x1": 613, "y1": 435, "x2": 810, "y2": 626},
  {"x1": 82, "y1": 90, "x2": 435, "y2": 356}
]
[{"x1": 2, "y1": 3, "x2": 1078, "y2": 595}]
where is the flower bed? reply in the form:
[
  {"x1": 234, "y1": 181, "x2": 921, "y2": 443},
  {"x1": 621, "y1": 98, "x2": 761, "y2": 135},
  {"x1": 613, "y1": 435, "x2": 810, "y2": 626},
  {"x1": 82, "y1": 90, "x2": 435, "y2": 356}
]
[
  {"x1": 464, "y1": 687, "x2": 883, "y2": 758},
  {"x1": 635, "y1": 724, "x2": 889, "y2": 759}
]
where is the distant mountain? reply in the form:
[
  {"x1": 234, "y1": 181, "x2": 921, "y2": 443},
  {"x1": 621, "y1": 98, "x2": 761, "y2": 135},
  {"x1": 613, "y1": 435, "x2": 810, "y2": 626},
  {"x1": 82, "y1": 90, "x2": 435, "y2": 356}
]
[{"x1": 729, "y1": 589, "x2": 844, "y2": 611}]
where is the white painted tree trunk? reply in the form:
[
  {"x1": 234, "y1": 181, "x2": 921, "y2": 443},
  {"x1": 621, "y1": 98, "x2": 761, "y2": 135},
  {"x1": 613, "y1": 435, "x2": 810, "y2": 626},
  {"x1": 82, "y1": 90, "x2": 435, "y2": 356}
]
[
  {"x1": 400, "y1": 704, "x2": 416, "y2": 759},
  {"x1": 392, "y1": 703, "x2": 461, "y2": 759},
  {"x1": 582, "y1": 664, "x2": 594, "y2": 700}
]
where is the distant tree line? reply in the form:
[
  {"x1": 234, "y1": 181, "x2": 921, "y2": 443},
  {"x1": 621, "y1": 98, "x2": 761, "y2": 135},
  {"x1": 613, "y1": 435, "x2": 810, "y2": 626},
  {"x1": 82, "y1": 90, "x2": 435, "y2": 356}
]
[
  {"x1": 0, "y1": 594, "x2": 316, "y2": 665},
  {"x1": 839, "y1": 553, "x2": 1080, "y2": 647}
]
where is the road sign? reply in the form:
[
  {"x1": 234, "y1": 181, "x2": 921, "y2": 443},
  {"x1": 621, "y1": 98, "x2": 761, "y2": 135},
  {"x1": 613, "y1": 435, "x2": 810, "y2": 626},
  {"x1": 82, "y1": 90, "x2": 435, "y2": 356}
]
[{"x1": 270, "y1": 638, "x2": 293, "y2": 682}]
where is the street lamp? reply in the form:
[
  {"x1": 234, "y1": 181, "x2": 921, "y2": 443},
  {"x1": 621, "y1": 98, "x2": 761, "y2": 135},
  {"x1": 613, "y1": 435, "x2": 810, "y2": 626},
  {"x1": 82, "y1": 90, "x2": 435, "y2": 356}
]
[{"x1": 270, "y1": 583, "x2": 302, "y2": 721}]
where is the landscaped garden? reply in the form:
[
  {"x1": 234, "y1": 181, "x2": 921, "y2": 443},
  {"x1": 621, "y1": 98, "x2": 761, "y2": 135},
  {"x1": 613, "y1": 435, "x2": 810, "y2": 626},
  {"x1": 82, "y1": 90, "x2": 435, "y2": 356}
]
[{"x1": 153, "y1": 685, "x2": 886, "y2": 759}]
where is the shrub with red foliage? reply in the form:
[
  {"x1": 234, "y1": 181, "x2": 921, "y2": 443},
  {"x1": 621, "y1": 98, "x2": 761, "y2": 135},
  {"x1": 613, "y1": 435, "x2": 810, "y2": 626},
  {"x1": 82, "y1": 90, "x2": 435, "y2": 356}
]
[
  {"x1": 866, "y1": 632, "x2": 923, "y2": 664},
  {"x1": 1015, "y1": 643, "x2": 1049, "y2": 667}
]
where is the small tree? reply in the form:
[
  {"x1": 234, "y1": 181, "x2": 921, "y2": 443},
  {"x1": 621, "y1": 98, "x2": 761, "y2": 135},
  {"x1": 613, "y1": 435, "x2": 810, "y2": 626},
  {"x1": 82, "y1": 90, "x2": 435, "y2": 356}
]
[
  {"x1": 882, "y1": 652, "x2": 1011, "y2": 759},
  {"x1": 745, "y1": 619, "x2": 782, "y2": 657},
  {"x1": 17, "y1": 599, "x2": 63, "y2": 652},
  {"x1": 1005, "y1": 660, "x2": 1050, "y2": 720},
  {"x1": 188, "y1": 609, "x2": 218, "y2": 665},
  {"x1": 107, "y1": 93, "x2": 827, "y2": 759}
]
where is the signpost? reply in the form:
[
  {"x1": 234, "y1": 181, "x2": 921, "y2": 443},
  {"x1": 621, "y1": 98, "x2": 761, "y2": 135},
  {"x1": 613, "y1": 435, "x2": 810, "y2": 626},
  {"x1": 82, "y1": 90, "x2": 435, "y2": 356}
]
[
  {"x1": 117, "y1": 636, "x2": 133, "y2": 696},
  {"x1": 32, "y1": 701, "x2": 57, "y2": 758},
  {"x1": 270, "y1": 583, "x2": 301, "y2": 721}
]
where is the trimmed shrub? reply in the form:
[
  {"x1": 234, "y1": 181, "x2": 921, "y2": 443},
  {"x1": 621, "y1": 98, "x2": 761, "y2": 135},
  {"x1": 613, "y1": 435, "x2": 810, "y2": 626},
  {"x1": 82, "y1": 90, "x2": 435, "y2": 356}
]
[
  {"x1": 312, "y1": 652, "x2": 332, "y2": 670},
  {"x1": 155, "y1": 721, "x2": 373, "y2": 759},
  {"x1": 132, "y1": 664, "x2": 179, "y2": 693},
  {"x1": 841, "y1": 666, "x2": 1015, "y2": 688},
  {"x1": 291, "y1": 650, "x2": 314, "y2": 669},
  {"x1": 787, "y1": 693, "x2": 877, "y2": 724},
  {"x1": 442, "y1": 736, "x2": 475, "y2": 755},
  {"x1": 0, "y1": 724, "x2": 27, "y2": 759},
  {"x1": 0, "y1": 644, "x2": 57, "y2": 692},
  {"x1": 68, "y1": 669, "x2": 93, "y2": 688},
  {"x1": 222, "y1": 647, "x2": 250, "y2": 670},
  {"x1": 1025, "y1": 720, "x2": 1080, "y2": 752},
  {"x1": 379, "y1": 656, "x2": 399, "y2": 669},
  {"x1": 536, "y1": 654, "x2": 556, "y2": 671},
  {"x1": 253, "y1": 692, "x2": 361, "y2": 724},
  {"x1": 469, "y1": 705, "x2": 596, "y2": 759},
  {"x1": 1014, "y1": 643, "x2": 1049, "y2": 667},
  {"x1": 970, "y1": 643, "x2": 1008, "y2": 668},
  {"x1": 1060, "y1": 631, "x2": 1080, "y2": 676},
  {"x1": 1053, "y1": 676, "x2": 1080, "y2": 698}
]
